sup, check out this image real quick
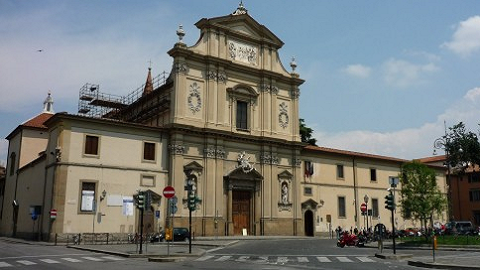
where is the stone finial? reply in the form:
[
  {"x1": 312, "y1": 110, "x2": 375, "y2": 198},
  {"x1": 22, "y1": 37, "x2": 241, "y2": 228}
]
[
  {"x1": 176, "y1": 24, "x2": 185, "y2": 43},
  {"x1": 290, "y1": 57, "x2": 297, "y2": 73},
  {"x1": 232, "y1": 1, "x2": 248, "y2": 15}
]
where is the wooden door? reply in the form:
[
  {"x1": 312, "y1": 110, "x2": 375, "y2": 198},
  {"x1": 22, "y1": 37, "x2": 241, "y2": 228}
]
[{"x1": 232, "y1": 190, "x2": 251, "y2": 235}]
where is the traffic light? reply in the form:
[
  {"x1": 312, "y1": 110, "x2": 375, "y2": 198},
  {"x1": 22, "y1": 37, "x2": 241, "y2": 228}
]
[
  {"x1": 188, "y1": 192, "x2": 196, "y2": 211},
  {"x1": 385, "y1": 193, "x2": 395, "y2": 211},
  {"x1": 137, "y1": 191, "x2": 145, "y2": 210}
]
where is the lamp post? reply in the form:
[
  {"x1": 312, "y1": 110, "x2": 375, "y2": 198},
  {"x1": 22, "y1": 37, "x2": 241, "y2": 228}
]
[
  {"x1": 364, "y1": 195, "x2": 369, "y2": 231},
  {"x1": 434, "y1": 136, "x2": 452, "y2": 221}
]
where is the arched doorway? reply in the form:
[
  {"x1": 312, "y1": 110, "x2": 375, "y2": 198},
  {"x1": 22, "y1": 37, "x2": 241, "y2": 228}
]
[{"x1": 304, "y1": 210, "x2": 314, "y2": 236}]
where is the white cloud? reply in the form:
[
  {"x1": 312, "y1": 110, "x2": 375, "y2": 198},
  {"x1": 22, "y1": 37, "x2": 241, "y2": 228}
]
[
  {"x1": 382, "y1": 58, "x2": 439, "y2": 88},
  {"x1": 342, "y1": 64, "x2": 371, "y2": 78},
  {"x1": 442, "y1": 16, "x2": 480, "y2": 57},
  {"x1": 314, "y1": 87, "x2": 480, "y2": 160}
]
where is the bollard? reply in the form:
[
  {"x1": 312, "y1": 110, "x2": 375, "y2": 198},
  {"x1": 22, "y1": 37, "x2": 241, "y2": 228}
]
[{"x1": 433, "y1": 235, "x2": 437, "y2": 250}]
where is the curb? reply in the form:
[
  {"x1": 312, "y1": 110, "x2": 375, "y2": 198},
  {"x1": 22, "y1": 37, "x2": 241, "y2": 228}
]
[
  {"x1": 408, "y1": 261, "x2": 480, "y2": 270},
  {"x1": 375, "y1": 253, "x2": 413, "y2": 260}
]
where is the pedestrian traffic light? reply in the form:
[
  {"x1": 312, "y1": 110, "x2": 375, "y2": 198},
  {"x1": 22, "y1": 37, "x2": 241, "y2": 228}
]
[
  {"x1": 137, "y1": 191, "x2": 145, "y2": 210},
  {"x1": 384, "y1": 193, "x2": 395, "y2": 210}
]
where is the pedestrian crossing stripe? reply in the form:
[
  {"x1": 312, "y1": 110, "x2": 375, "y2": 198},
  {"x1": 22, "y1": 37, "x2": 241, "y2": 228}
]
[
  {"x1": 63, "y1": 258, "x2": 82, "y2": 262},
  {"x1": 39, "y1": 259, "x2": 60, "y2": 263},
  {"x1": 317, "y1": 256, "x2": 331, "y2": 262},
  {"x1": 196, "y1": 255, "x2": 376, "y2": 263},
  {"x1": 83, "y1": 257, "x2": 104, "y2": 261},
  {"x1": 0, "y1": 256, "x2": 125, "y2": 267},
  {"x1": 357, "y1": 256, "x2": 375, "y2": 262},
  {"x1": 0, "y1": 262, "x2": 12, "y2": 267},
  {"x1": 336, "y1": 257, "x2": 353, "y2": 262}
]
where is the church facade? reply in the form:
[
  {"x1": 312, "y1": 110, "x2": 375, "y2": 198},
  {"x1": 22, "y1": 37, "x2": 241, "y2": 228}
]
[{"x1": 0, "y1": 4, "x2": 447, "y2": 240}]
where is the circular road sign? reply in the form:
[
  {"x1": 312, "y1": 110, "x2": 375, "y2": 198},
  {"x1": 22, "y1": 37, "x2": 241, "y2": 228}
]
[
  {"x1": 360, "y1": 203, "x2": 367, "y2": 212},
  {"x1": 163, "y1": 186, "x2": 175, "y2": 199}
]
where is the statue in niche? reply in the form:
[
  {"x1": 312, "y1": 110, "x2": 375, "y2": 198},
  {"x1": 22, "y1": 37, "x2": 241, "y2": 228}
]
[{"x1": 281, "y1": 182, "x2": 289, "y2": 204}]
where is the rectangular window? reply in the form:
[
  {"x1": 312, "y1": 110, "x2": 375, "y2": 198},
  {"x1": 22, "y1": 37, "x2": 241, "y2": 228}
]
[
  {"x1": 84, "y1": 135, "x2": 99, "y2": 155},
  {"x1": 304, "y1": 187, "x2": 312, "y2": 196},
  {"x1": 338, "y1": 196, "x2": 346, "y2": 218},
  {"x1": 236, "y1": 100, "x2": 248, "y2": 130},
  {"x1": 372, "y1": 198, "x2": 379, "y2": 218},
  {"x1": 337, "y1": 164, "x2": 344, "y2": 179},
  {"x1": 9, "y1": 152, "x2": 16, "y2": 176},
  {"x1": 469, "y1": 189, "x2": 480, "y2": 202},
  {"x1": 143, "y1": 142, "x2": 156, "y2": 161},
  {"x1": 80, "y1": 182, "x2": 96, "y2": 212},
  {"x1": 468, "y1": 173, "x2": 480, "y2": 183},
  {"x1": 305, "y1": 161, "x2": 314, "y2": 177},
  {"x1": 370, "y1": 168, "x2": 377, "y2": 181}
]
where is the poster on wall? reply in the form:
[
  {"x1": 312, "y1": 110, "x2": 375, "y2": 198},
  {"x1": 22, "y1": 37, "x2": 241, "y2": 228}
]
[
  {"x1": 122, "y1": 196, "x2": 134, "y2": 216},
  {"x1": 81, "y1": 190, "x2": 95, "y2": 211}
]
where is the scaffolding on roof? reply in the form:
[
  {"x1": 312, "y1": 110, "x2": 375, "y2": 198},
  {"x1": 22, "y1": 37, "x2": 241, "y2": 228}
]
[{"x1": 77, "y1": 71, "x2": 169, "y2": 118}]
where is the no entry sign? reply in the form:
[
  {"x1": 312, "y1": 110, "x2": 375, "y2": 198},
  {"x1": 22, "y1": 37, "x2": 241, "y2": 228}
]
[
  {"x1": 163, "y1": 186, "x2": 175, "y2": 199},
  {"x1": 360, "y1": 203, "x2": 367, "y2": 212}
]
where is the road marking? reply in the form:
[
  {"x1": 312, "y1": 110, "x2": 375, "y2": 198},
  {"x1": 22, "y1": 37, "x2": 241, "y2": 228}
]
[
  {"x1": 357, "y1": 256, "x2": 375, "y2": 262},
  {"x1": 196, "y1": 255, "x2": 215, "y2": 261},
  {"x1": 39, "y1": 259, "x2": 60, "y2": 263},
  {"x1": 63, "y1": 258, "x2": 82, "y2": 262},
  {"x1": 297, "y1": 257, "x2": 309, "y2": 262},
  {"x1": 276, "y1": 257, "x2": 289, "y2": 263},
  {"x1": 236, "y1": 256, "x2": 249, "y2": 262},
  {"x1": 17, "y1": 260, "x2": 36, "y2": 265},
  {"x1": 214, "y1": 256, "x2": 231, "y2": 261},
  {"x1": 0, "y1": 262, "x2": 12, "y2": 267},
  {"x1": 255, "y1": 256, "x2": 269, "y2": 263},
  {"x1": 336, "y1": 257, "x2": 353, "y2": 262},
  {"x1": 83, "y1": 257, "x2": 104, "y2": 261},
  {"x1": 317, "y1": 256, "x2": 331, "y2": 262},
  {"x1": 102, "y1": 256, "x2": 125, "y2": 261}
]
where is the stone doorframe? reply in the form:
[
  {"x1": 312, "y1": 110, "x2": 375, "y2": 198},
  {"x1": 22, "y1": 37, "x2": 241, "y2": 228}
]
[
  {"x1": 301, "y1": 199, "x2": 319, "y2": 236},
  {"x1": 223, "y1": 167, "x2": 263, "y2": 236}
]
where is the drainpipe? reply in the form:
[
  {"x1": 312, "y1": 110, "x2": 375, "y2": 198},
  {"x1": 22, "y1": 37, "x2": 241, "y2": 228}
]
[{"x1": 352, "y1": 157, "x2": 358, "y2": 227}]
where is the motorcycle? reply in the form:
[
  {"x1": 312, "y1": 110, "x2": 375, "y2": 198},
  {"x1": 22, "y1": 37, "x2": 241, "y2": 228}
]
[{"x1": 336, "y1": 231, "x2": 365, "y2": 248}]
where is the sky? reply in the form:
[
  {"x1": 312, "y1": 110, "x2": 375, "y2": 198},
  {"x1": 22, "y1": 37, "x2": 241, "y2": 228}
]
[{"x1": 1, "y1": 0, "x2": 480, "y2": 166}]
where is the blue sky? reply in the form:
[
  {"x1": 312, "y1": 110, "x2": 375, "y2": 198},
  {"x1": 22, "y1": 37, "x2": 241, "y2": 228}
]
[{"x1": 1, "y1": 0, "x2": 480, "y2": 165}]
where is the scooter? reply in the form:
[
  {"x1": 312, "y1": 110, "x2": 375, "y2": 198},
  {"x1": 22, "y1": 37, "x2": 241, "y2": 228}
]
[{"x1": 336, "y1": 231, "x2": 364, "y2": 247}]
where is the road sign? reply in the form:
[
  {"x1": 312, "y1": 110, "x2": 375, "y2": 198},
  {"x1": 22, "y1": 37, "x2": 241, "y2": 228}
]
[
  {"x1": 360, "y1": 203, "x2": 367, "y2": 212},
  {"x1": 50, "y1": 209, "x2": 57, "y2": 219},
  {"x1": 163, "y1": 186, "x2": 175, "y2": 199}
]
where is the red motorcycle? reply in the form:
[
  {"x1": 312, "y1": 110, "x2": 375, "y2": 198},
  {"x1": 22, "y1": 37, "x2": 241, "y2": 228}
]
[{"x1": 336, "y1": 231, "x2": 364, "y2": 248}]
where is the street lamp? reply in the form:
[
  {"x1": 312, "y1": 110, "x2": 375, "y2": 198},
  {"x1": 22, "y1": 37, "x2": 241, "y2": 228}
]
[
  {"x1": 433, "y1": 136, "x2": 453, "y2": 221},
  {"x1": 364, "y1": 195, "x2": 369, "y2": 231}
]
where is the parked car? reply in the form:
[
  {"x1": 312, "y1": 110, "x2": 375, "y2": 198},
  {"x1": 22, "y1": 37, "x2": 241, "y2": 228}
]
[
  {"x1": 150, "y1": 227, "x2": 191, "y2": 243},
  {"x1": 444, "y1": 221, "x2": 475, "y2": 235}
]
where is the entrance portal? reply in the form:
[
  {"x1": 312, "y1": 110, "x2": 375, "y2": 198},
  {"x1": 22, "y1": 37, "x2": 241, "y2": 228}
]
[
  {"x1": 232, "y1": 190, "x2": 251, "y2": 235},
  {"x1": 304, "y1": 210, "x2": 314, "y2": 236}
]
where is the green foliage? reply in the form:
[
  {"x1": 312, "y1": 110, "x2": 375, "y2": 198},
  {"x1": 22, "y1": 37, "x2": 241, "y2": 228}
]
[
  {"x1": 299, "y1": 118, "x2": 317, "y2": 146},
  {"x1": 443, "y1": 122, "x2": 480, "y2": 171},
  {"x1": 400, "y1": 161, "x2": 447, "y2": 226}
]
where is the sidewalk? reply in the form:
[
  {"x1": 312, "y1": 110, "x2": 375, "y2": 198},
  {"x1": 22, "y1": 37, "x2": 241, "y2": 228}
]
[{"x1": 371, "y1": 241, "x2": 480, "y2": 270}]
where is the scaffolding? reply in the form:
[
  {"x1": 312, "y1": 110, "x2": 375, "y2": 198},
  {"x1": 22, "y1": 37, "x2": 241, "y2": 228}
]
[{"x1": 77, "y1": 71, "x2": 169, "y2": 118}]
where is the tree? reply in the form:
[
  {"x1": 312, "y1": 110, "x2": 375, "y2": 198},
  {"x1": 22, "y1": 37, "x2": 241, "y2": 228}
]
[
  {"x1": 443, "y1": 122, "x2": 480, "y2": 172},
  {"x1": 399, "y1": 161, "x2": 447, "y2": 238},
  {"x1": 299, "y1": 118, "x2": 317, "y2": 146}
]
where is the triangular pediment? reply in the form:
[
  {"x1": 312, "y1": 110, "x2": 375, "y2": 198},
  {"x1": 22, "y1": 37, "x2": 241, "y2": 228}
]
[
  {"x1": 278, "y1": 170, "x2": 293, "y2": 179},
  {"x1": 301, "y1": 199, "x2": 319, "y2": 209},
  {"x1": 225, "y1": 167, "x2": 263, "y2": 181},
  {"x1": 195, "y1": 14, "x2": 284, "y2": 48}
]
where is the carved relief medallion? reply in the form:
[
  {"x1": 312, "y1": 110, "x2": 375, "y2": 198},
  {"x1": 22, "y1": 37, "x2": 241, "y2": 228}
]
[{"x1": 188, "y1": 82, "x2": 202, "y2": 113}]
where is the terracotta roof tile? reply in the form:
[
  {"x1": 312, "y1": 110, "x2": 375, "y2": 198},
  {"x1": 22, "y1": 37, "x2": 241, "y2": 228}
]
[
  {"x1": 21, "y1": 113, "x2": 54, "y2": 129},
  {"x1": 304, "y1": 145, "x2": 407, "y2": 163}
]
